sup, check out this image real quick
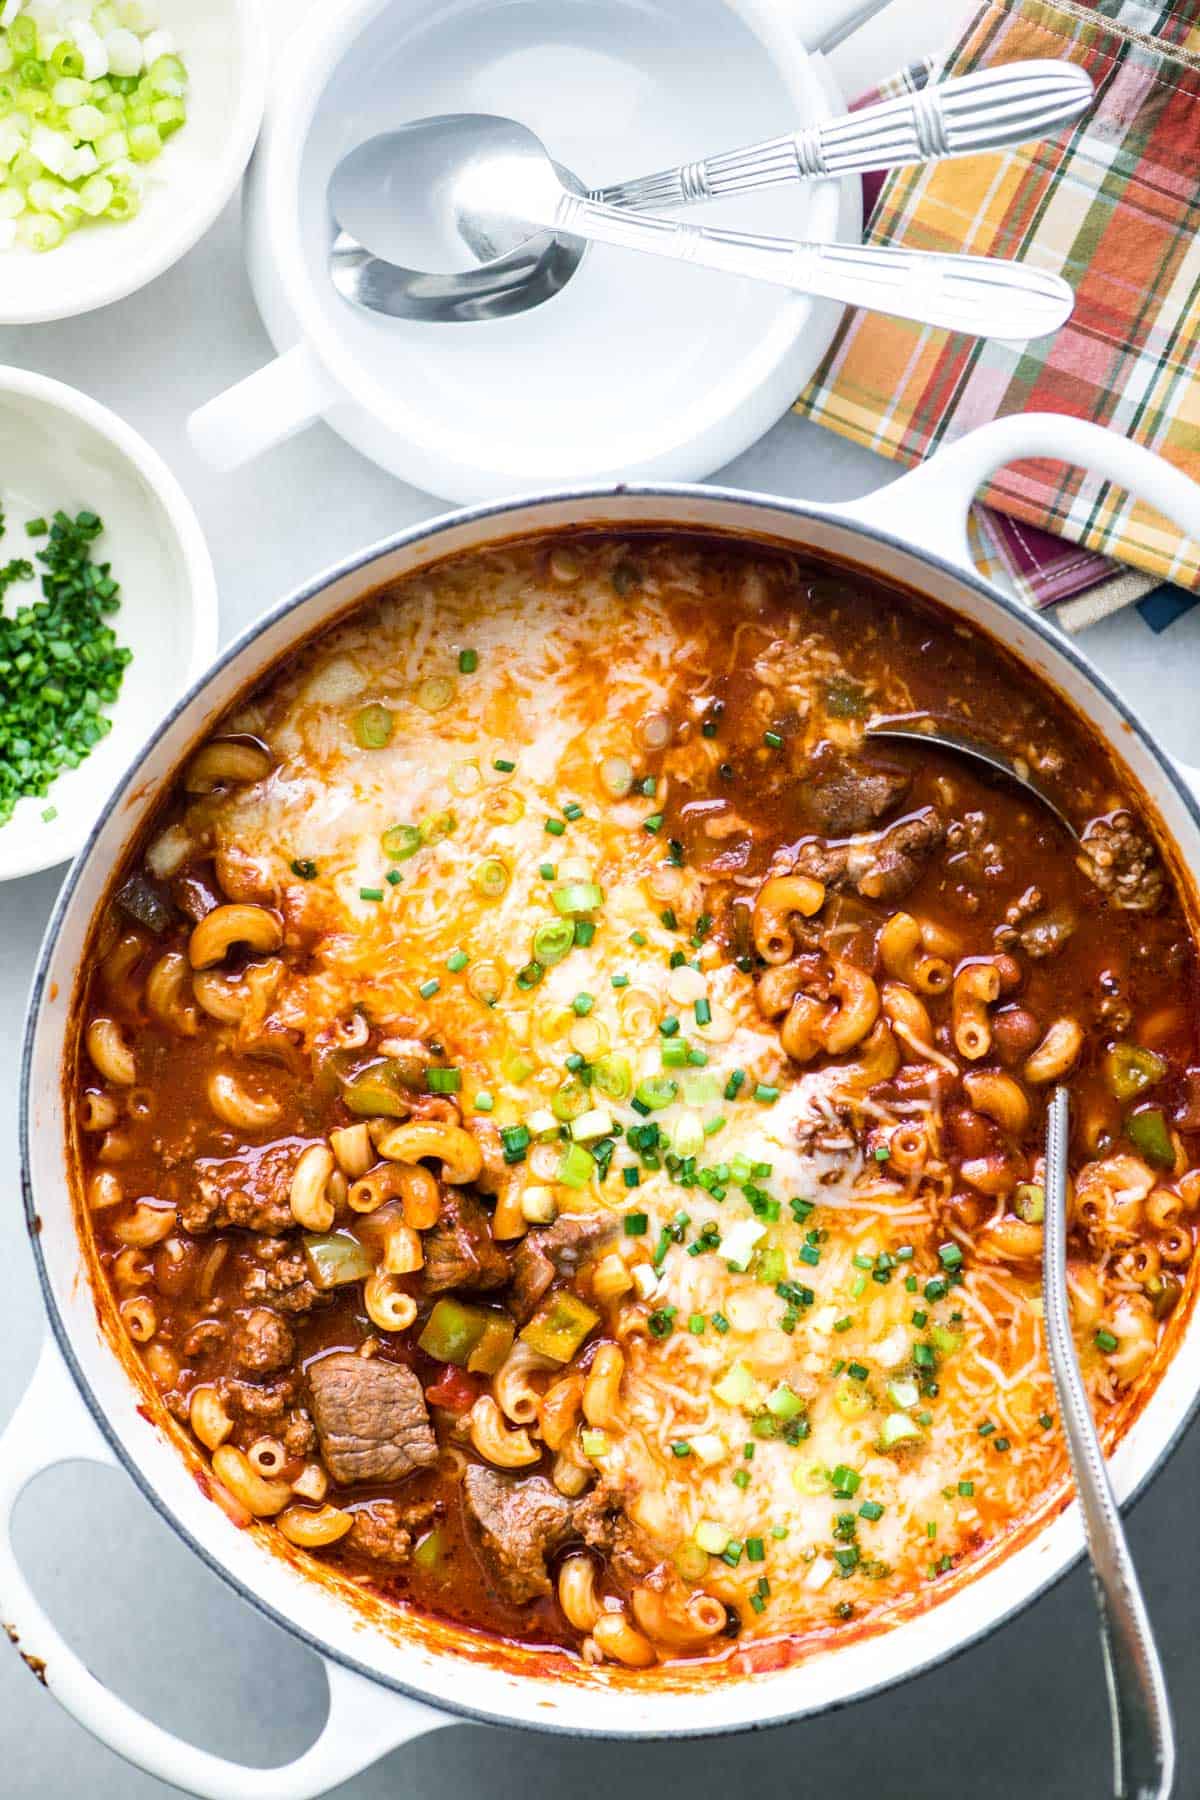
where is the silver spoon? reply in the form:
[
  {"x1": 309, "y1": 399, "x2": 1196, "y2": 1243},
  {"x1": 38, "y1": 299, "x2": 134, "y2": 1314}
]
[
  {"x1": 599, "y1": 60, "x2": 1092, "y2": 211},
  {"x1": 1044, "y1": 1088, "x2": 1175, "y2": 1800},
  {"x1": 328, "y1": 114, "x2": 1074, "y2": 340},
  {"x1": 865, "y1": 718, "x2": 1078, "y2": 837}
]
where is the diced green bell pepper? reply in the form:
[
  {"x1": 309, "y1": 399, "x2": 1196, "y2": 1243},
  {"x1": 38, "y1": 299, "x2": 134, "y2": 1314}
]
[
  {"x1": 519, "y1": 1290, "x2": 598, "y2": 1362},
  {"x1": 1127, "y1": 1106, "x2": 1174, "y2": 1168},
  {"x1": 303, "y1": 1231, "x2": 373, "y2": 1291}
]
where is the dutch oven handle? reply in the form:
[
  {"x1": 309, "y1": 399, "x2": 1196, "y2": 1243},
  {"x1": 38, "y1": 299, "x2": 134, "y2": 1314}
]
[
  {"x1": 0, "y1": 1339, "x2": 457, "y2": 1799},
  {"x1": 834, "y1": 413, "x2": 1200, "y2": 581}
]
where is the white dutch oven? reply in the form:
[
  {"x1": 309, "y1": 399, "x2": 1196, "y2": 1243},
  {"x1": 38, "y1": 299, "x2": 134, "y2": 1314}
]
[{"x1": 6, "y1": 414, "x2": 1200, "y2": 1799}]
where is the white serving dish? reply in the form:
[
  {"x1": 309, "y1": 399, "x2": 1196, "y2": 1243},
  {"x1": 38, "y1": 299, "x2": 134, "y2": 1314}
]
[
  {"x1": 0, "y1": 0, "x2": 266, "y2": 325},
  {"x1": 187, "y1": 0, "x2": 861, "y2": 502},
  {"x1": 0, "y1": 366, "x2": 218, "y2": 881},
  {"x1": 6, "y1": 413, "x2": 1200, "y2": 1797}
]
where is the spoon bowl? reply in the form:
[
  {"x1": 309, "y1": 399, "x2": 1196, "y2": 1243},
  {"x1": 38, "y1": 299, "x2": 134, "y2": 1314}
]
[{"x1": 328, "y1": 116, "x2": 589, "y2": 322}]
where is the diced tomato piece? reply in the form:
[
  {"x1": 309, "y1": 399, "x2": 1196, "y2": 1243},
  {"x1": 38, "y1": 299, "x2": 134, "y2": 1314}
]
[
  {"x1": 731, "y1": 1638, "x2": 795, "y2": 1676},
  {"x1": 424, "y1": 1364, "x2": 482, "y2": 1415}
]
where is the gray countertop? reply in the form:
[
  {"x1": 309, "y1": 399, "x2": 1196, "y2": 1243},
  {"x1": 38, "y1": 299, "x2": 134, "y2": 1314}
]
[{"x1": 4, "y1": 3, "x2": 1200, "y2": 1793}]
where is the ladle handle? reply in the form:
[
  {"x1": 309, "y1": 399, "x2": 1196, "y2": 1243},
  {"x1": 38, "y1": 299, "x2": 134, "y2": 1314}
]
[
  {"x1": 1043, "y1": 1089, "x2": 1175, "y2": 1800},
  {"x1": 597, "y1": 61, "x2": 1093, "y2": 210},
  {"x1": 555, "y1": 192, "x2": 1073, "y2": 340}
]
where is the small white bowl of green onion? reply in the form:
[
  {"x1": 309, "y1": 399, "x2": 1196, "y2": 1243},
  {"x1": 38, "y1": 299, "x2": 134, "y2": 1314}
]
[
  {"x1": 0, "y1": 365, "x2": 218, "y2": 881},
  {"x1": 0, "y1": 0, "x2": 265, "y2": 322}
]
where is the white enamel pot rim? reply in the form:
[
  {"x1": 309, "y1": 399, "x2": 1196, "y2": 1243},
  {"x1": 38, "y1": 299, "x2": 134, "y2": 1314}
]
[{"x1": 8, "y1": 414, "x2": 1200, "y2": 1800}]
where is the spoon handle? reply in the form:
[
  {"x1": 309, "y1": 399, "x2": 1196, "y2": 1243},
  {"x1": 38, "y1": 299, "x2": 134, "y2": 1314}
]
[
  {"x1": 554, "y1": 192, "x2": 1072, "y2": 339},
  {"x1": 1044, "y1": 1088, "x2": 1175, "y2": 1800},
  {"x1": 596, "y1": 61, "x2": 1092, "y2": 211}
]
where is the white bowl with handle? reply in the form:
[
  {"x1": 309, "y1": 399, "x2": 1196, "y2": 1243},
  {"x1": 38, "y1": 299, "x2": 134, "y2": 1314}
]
[
  {"x1": 187, "y1": 0, "x2": 863, "y2": 502},
  {"x1": 6, "y1": 413, "x2": 1200, "y2": 1796}
]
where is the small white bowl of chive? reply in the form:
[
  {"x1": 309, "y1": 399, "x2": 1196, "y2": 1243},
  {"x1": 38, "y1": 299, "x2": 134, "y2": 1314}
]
[
  {"x1": 0, "y1": 365, "x2": 218, "y2": 882},
  {"x1": 0, "y1": 0, "x2": 265, "y2": 322}
]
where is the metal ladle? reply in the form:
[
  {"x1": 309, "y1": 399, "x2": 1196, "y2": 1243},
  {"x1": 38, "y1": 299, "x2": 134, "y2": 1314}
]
[
  {"x1": 328, "y1": 112, "x2": 1074, "y2": 337},
  {"x1": 865, "y1": 719, "x2": 1078, "y2": 837}
]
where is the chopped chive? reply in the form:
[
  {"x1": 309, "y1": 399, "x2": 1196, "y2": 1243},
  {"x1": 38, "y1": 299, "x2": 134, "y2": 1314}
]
[
  {"x1": 458, "y1": 648, "x2": 478, "y2": 673},
  {"x1": 1095, "y1": 1329, "x2": 1118, "y2": 1354},
  {"x1": 694, "y1": 997, "x2": 712, "y2": 1026},
  {"x1": 957, "y1": 1480, "x2": 974, "y2": 1497},
  {"x1": 724, "y1": 1069, "x2": 746, "y2": 1101},
  {"x1": 418, "y1": 976, "x2": 440, "y2": 999},
  {"x1": 753, "y1": 1083, "x2": 779, "y2": 1104},
  {"x1": 544, "y1": 817, "x2": 566, "y2": 837},
  {"x1": 572, "y1": 993, "x2": 594, "y2": 1016},
  {"x1": 493, "y1": 756, "x2": 516, "y2": 773},
  {"x1": 446, "y1": 949, "x2": 470, "y2": 972},
  {"x1": 859, "y1": 1500, "x2": 884, "y2": 1521},
  {"x1": 660, "y1": 908, "x2": 678, "y2": 931},
  {"x1": 385, "y1": 869, "x2": 402, "y2": 886},
  {"x1": 612, "y1": 973, "x2": 630, "y2": 989},
  {"x1": 763, "y1": 730, "x2": 783, "y2": 749},
  {"x1": 359, "y1": 886, "x2": 384, "y2": 902},
  {"x1": 539, "y1": 862, "x2": 556, "y2": 879}
]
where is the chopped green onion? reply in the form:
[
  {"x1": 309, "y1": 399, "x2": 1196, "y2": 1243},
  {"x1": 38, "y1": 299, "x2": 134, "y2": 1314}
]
[
  {"x1": 427, "y1": 1068, "x2": 462, "y2": 1094},
  {"x1": 353, "y1": 703, "x2": 393, "y2": 749},
  {"x1": 553, "y1": 882, "x2": 604, "y2": 915},
  {"x1": 458, "y1": 648, "x2": 478, "y2": 673},
  {"x1": 470, "y1": 857, "x2": 510, "y2": 898},
  {"x1": 533, "y1": 918, "x2": 575, "y2": 966},
  {"x1": 382, "y1": 824, "x2": 422, "y2": 862},
  {"x1": 492, "y1": 756, "x2": 515, "y2": 773},
  {"x1": 358, "y1": 886, "x2": 384, "y2": 902},
  {"x1": 418, "y1": 977, "x2": 440, "y2": 1000}
]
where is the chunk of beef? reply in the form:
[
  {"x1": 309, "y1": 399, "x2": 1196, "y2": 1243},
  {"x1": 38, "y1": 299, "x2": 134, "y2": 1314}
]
[
  {"x1": 792, "y1": 809, "x2": 943, "y2": 904},
  {"x1": 845, "y1": 810, "x2": 944, "y2": 902},
  {"x1": 346, "y1": 1498, "x2": 441, "y2": 1566},
  {"x1": 803, "y1": 764, "x2": 910, "y2": 837},
  {"x1": 1017, "y1": 903, "x2": 1076, "y2": 960},
  {"x1": 115, "y1": 870, "x2": 175, "y2": 935},
  {"x1": 231, "y1": 1307, "x2": 295, "y2": 1376},
  {"x1": 421, "y1": 1190, "x2": 509, "y2": 1293},
  {"x1": 1077, "y1": 813, "x2": 1164, "y2": 913},
  {"x1": 227, "y1": 1378, "x2": 295, "y2": 1423},
  {"x1": 792, "y1": 838, "x2": 852, "y2": 888},
  {"x1": 509, "y1": 1213, "x2": 619, "y2": 1321},
  {"x1": 180, "y1": 1142, "x2": 302, "y2": 1236},
  {"x1": 242, "y1": 1250, "x2": 325, "y2": 1316},
  {"x1": 572, "y1": 1482, "x2": 657, "y2": 1584},
  {"x1": 461, "y1": 1466, "x2": 575, "y2": 1603},
  {"x1": 308, "y1": 1352, "x2": 437, "y2": 1486}
]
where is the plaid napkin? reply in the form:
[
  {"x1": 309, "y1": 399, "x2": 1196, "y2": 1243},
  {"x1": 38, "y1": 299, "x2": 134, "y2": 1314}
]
[{"x1": 796, "y1": 0, "x2": 1200, "y2": 622}]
